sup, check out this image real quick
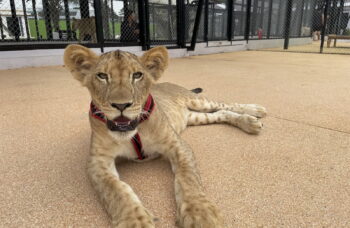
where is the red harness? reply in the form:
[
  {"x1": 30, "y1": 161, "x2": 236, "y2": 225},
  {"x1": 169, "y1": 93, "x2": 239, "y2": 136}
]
[{"x1": 90, "y1": 94, "x2": 155, "y2": 160}]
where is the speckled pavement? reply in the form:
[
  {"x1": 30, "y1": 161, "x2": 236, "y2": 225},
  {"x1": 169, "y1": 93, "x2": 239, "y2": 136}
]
[{"x1": 1, "y1": 51, "x2": 349, "y2": 227}]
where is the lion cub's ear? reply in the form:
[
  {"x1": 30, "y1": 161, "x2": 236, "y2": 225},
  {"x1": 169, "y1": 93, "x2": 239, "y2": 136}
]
[
  {"x1": 140, "y1": 46, "x2": 168, "y2": 81},
  {"x1": 64, "y1": 44, "x2": 98, "y2": 84}
]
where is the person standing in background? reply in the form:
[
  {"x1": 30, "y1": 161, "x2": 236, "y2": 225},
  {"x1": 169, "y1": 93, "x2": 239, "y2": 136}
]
[{"x1": 121, "y1": 9, "x2": 140, "y2": 42}]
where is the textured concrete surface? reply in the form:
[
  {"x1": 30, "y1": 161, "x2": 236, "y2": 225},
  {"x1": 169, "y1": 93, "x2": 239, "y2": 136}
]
[{"x1": 0, "y1": 51, "x2": 349, "y2": 227}]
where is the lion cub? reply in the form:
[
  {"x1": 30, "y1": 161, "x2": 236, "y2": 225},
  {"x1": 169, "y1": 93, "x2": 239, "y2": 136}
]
[{"x1": 64, "y1": 45, "x2": 266, "y2": 228}]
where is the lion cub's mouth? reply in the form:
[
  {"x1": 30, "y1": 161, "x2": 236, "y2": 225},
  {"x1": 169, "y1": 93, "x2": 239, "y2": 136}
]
[{"x1": 106, "y1": 115, "x2": 138, "y2": 132}]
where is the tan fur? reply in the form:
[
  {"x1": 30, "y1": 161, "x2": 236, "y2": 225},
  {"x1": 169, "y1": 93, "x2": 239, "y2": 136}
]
[
  {"x1": 72, "y1": 17, "x2": 97, "y2": 43},
  {"x1": 64, "y1": 44, "x2": 267, "y2": 228}
]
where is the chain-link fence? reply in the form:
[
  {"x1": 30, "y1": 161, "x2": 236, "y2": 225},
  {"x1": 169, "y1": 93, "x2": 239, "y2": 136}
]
[
  {"x1": 261, "y1": 0, "x2": 350, "y2": 54},
  {"x1": 0, "y1": 0, "x2": 349, "y2": 53}
]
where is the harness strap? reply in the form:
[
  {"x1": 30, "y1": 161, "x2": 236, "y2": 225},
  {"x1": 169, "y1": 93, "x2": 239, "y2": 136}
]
[{"x1": 90, "y1": 94, "x2": 155, "y2": 160}]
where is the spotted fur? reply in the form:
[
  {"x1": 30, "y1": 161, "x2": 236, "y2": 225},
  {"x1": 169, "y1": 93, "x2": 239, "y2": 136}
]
[{"x1": 64, "y1": 44, "x2": 267, "y2": 228}]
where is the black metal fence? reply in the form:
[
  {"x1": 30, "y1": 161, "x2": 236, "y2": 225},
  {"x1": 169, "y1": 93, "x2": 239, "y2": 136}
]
[{"x1": 0, "y1": 0, "x2": 349, "y2": 53}]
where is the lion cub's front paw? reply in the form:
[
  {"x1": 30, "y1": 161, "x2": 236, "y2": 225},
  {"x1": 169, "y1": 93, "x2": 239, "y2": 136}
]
[
  {"x1": 113, "y1": 205, "x2": 155, "y2": 228},
  {"x1": 177, "y1": 198, "x2": 225, "y2": 228},
  {"x1": 237, "y1": 114, "x2": 263, "y2": 134}
]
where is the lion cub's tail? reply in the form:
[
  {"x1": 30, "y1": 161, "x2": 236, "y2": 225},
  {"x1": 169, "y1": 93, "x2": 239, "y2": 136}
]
[{"x1": 190, "y1": 88, "x2": 203, "y2": 94}]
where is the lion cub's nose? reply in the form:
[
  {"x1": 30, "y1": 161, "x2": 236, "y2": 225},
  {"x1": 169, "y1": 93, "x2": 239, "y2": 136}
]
[{"x1": 111, "y1": 102, "x2": 133, "y2": 111}]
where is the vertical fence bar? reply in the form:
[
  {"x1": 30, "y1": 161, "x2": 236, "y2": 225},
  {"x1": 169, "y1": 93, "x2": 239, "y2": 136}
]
[
  {"x1": 232, "y1": 0, "x2": 236, "y2": 40},
  {"x1": 176, "y1": 0, "x2": 185, "y2": 48},
  {"x1": 283, "y1": 0, "x2": 293, "y2": 49},
  {"x1": 320, "y1": 0, "x2": 330, "y2": 53},
  {"x1": 21, "y1": 0, "x2": 30, "y2": 40},
  {"x1": 244, "y1": 0, "x2": 252, "y2": 41},
  {"x1": 63, "y1": 0, "x2": 72, "y2": 40},
  {"x1": 94, "y1": 0, "x2": 105, "y2": 52},
  {"x1": 80, "y1": 0, "x2": 90, "y2": 18},
  {"x1": 137, "y1": 0, "x2": 147, "y2": 50},
  {"x1": 0, "y1": 13, "x2": 4, "y2": 40},
  {"x1": 227, "y1": 0, "x2": 233, "y2": 41},
  {"x1": 111, "y1": 0, "x2": 115, "y2": 39},
  {"x1": 32, "y1": 0, "x2": 40, "y2": 40},
  {"x1": 189, "y1": 0, "x2": 204, "y2": 50},
  {"x1": 42, "y1": 0, "x2": 53, "y2": 40},
  {"x1": 9, "y1": 0, "x2": 20, "y2": 41},
  {"x1": 204, "y1": 0, "x2": 209, "y2": 42},
  {"x1": 266, "y1": 0, "x2": 273, "y2": 38}
]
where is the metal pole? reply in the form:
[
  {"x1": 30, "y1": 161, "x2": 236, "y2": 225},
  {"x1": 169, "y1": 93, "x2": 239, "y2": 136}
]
[
  {"x1": 204, "y1": 0, "x2": 209, "y2": 42},
  {"x1": 266, "y1": 0, "x2": 273, "y2": 39},
  {"x1": 244, "y1": 0, "x2": 252, "y2": 41},
  {"x1": 9, "y1": 0, "x2": 20, "y2": 41},
  {"x1": 79, "y1": 0, "x2": 90, "y2": 18},
  {"x1": 32, "y1": 0, "x2": 40, "y2": 40},
  {"x1": 42, "y1": 0, "x2": 53, "y2": 40},
  {"x1": 0, "y1": 14, "x2": 4, "y2": 39},
  {"x1": 63, "y1": 0, "x2": 72, "y2": 40},
  {"x1": 283, "y1": 0, "x2": 293, "y2": 50},
  {"x1": 232, "y1": 0, "x2": 236, "y2": 40},
  {"x1": 21, "y1": 0, "x2": 30, "y2": 40},
  {"x1": 176, "y1": 0, "x2": 185, "y2": 48},
  {"x1": 93, "y1": 0, "x2": 105, "y2": 52},
  {"x1": 189, "y1": 0, "x2": 204, "y2": 50},
  {"x1": 227, "y1": 0, "x2": 233, "y2": 41},
  {"x1": 137, "y1": 0, "x2": 147, "y2": 50},
  {"x1": 320, "y1": 0, "x2": 330, "y2": 53}
]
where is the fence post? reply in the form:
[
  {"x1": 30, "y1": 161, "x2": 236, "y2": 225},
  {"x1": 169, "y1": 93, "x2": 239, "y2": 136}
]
[
  {"x1": 138, "y1": 0, "x2": 149, "y2": 50},
  {"x1": 42, "y1": 0, "x2": 53, "y2": 40},
  {"x1": 204, "y1": 0, "x2": 209, "y2": 42},
  {"x1": 320, "y1": 0, "x2": 330, "y2": 53},
  {"x1": 244, "y1": 0, "x2": 252, "y2": 41},
  {"x1": 283, "y1": 0, "x2": 293, "y2": 50},
  {"x1": 176, "y1": 0, "x2": 186, "y2": 48},
  {"x1": 227, "y1": 0, "x2": 233, "y2": 41},
  {"x1": 189, "y1": 0, "x2": 204, "y2": 50},
  {"x1": 21, "y1": 0, "x2": 30, "y2": 40},
  {"x1": 9, "y1": 0, "x2": 20, "y2": 41},
  {"x1": 93, "y1": 0, "x2": 105, "y2": 52},
  {"x1": 0, "y1": 16, "x2": 4, "y2": 40}
]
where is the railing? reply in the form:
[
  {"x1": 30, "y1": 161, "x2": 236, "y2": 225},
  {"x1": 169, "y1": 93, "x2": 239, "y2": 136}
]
[{"x1": 0, "y1": 0, "x2": 348, "y2": 52}]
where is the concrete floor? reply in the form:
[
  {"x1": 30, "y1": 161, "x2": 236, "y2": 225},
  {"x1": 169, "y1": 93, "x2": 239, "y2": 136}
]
[
  {"x1": 0, "y1": 51, "x2": 349, "y2": 227},
  {"x1": 264, "y1": 41, "x2": 350, "y2": 54}
]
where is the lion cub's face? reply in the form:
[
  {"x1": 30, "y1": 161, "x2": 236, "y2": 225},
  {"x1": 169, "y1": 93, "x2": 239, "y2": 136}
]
[{"x1": 64, "y1": 45, "x2": 168, "y2": 139}]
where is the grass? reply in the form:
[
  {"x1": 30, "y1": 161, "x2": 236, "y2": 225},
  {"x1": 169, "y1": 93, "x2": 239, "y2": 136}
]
[{"x1": 27, "y1": 19, "x2": 121, "y2": 40}]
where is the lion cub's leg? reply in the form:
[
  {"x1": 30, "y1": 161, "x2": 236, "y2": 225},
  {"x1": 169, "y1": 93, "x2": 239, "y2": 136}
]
[
  {"x1": 162, "y1": 132, "x2": 225, "y2": 228},
  {"x1": 187, "y1": 110, "x2": 263, "y2": 134},
  {"x1": 187, "y1": 97, "x2": 267, "y2": 118},
  {"x1": 88, "y1": 154, "x2": 155, "y2": 228}
]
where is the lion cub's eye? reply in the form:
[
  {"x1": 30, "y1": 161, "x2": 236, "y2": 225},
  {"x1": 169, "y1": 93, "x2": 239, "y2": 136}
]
[
  {"x1": 96, "y1": 72, "x2": 108, "y2": 81},
  {"x1": 132, "y1": 72, "x2": 143, "y2": 80}
]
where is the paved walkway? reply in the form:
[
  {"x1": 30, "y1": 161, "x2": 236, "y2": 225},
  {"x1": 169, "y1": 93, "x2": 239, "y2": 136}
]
[{"x1": 1, "y1": 51, "x2": 349, "y2": 227}]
